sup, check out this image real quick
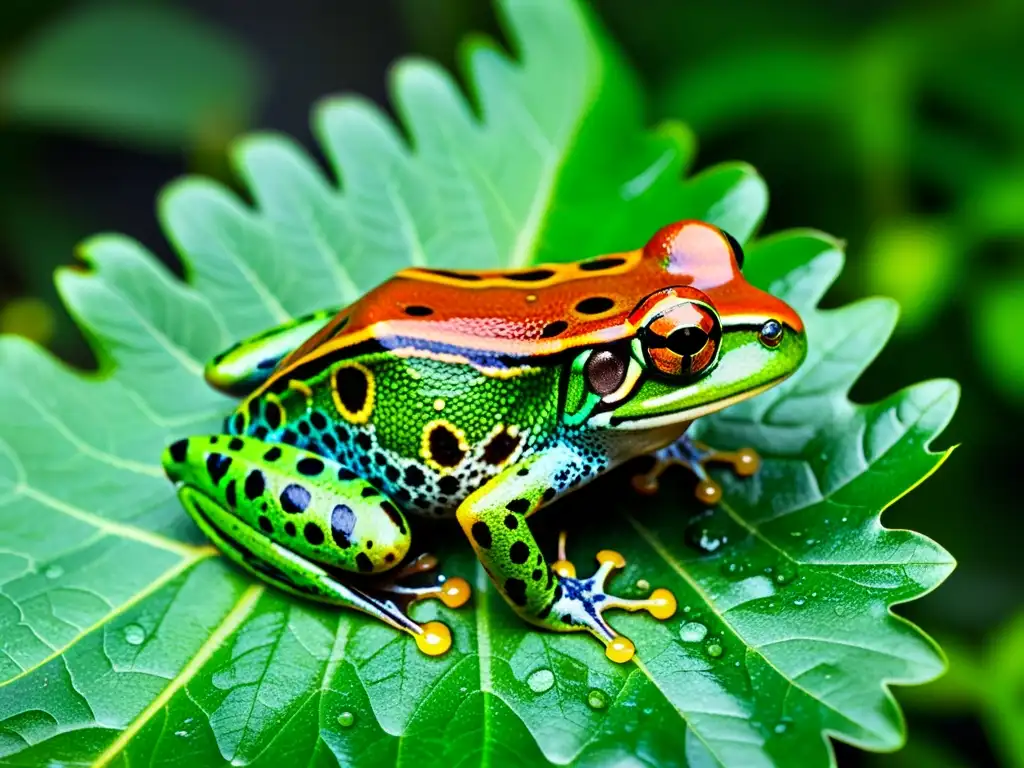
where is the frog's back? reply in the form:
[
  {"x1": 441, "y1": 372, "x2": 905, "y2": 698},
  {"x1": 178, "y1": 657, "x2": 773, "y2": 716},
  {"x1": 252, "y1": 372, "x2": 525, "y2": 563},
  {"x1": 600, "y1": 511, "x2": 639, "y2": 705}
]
[
  {"x1": 280, "y1": 253, "x2": 649, "y2": 374},
  {"x1": 277, "y1": 222, "x2": 793, "y2": 377}
]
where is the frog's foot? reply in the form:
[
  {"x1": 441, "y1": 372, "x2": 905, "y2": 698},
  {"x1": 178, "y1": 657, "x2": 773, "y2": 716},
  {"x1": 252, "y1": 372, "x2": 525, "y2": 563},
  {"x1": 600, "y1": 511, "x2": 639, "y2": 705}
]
[
  {"x1": 546, "y1": 546, "x2": 676, "y2": 664},
  {"x1": 632, "y1": 436, "x2": 759, "y2": 504},
  {"x1": 177, "y1": 485, "x2": 457, "y2": 657},
  {"x1": 375, "y1": 553, "x2": 472, "y2": 610}
]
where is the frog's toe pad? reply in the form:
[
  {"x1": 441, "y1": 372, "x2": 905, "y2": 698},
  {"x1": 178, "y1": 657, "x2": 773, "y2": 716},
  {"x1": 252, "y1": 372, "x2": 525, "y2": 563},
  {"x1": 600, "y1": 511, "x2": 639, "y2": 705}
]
[
  {"x1": 414, "y1": 621, "x2": 452, "y2": 656},
  {"x1": 549, "y1": 551, "x2": 676, "y2": 663}
]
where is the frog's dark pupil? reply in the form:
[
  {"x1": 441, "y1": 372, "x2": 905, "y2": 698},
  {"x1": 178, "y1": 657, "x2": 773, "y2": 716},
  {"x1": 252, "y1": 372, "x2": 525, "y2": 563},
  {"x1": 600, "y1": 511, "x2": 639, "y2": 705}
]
[
  {"x1": 722, "y1": 229, "x2": 745, "y2": 270},
  {"x1": 585, "y1": 349, "x2": 627, "y2": 395},
  {"x1": 405, "y1": 305, "x2": 434, "y2": 316},
  {"x1": 667, "y1": 327, "x2": 709, "y2": 356}
]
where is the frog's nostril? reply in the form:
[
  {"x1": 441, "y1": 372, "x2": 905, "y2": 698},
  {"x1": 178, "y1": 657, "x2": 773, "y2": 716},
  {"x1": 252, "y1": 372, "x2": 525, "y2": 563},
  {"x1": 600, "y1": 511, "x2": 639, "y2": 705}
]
[{"x1": 758, "y1": 319, "x2": 784, "y2": 348}]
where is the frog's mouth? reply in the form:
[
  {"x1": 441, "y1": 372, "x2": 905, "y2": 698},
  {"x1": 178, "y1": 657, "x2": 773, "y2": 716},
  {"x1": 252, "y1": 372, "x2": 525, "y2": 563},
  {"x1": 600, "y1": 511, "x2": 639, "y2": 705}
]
[
  {"x1": 594, "y1": 377, "x2": 784, "y2": 430},
  {"x1": 591, "y1": 323, "x2": 807, "y2": 430}
]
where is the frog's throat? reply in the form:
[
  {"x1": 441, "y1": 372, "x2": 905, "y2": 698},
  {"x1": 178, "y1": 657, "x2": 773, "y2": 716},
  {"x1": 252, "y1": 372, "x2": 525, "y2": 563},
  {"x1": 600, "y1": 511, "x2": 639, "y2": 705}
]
[{"x1": 592, "y1": 378, "x2": 781, "y2": 431}]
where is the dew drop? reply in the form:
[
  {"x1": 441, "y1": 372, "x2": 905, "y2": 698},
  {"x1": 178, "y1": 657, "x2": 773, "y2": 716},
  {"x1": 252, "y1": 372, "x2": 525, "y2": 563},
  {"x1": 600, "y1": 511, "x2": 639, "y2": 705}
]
[
  {"x1": 793, "y1": 597, "x2": 806, "y2": 607},
  {"x1": 678, "y1": 621, "x2": 708, "y2": 643},
  {"x1": 704, "y1": 638, "x2": 724, "y2": 658},
  {"x1": 834, "y1": 605, "x2": 847, "y2": 617},
  {"x1": 774, "y1": 562, "x2": 798, "y2": 586},
  {"x1": 635, "y1": 578, "x2": 650, "y2": 592},
  {"x1": 123, "y1": 624, "x2": 146, "y2": 646},
  {"x1": 45, "y1": 565, "x2": 63, "y2": 579},
  {"x1": 683, "y1": 514, "x2": 730, "y2": 554},
  {"x1": 721, "y1": 559, "x2": 750, "y2": 578},
  {"x1": 175, "y1": 730, "x2": 188, "y2": 738},
  {"x1": 527, "y1": 668, "x2": 555, "y2": 693},
  {"x1": 774, "y1": 717, "x2": 793, "y2": 735},
  {"x1": 586, "y1": 689, "x2": 609, "y2": 710},
  {"x1": 337, "y1": 711, "x2": 355, "y2": 728}
]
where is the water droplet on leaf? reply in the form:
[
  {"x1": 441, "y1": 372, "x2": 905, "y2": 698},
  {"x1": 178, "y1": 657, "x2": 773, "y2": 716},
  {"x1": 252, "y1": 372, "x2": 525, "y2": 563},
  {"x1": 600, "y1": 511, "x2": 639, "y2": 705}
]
[
  {"x1": 704, "y1": 638, "x2": 724, "y2": 658},
  {"x1": 678, "y1": 621, "x2": 708, "y2": 643},
  {"x1": 337, "y1": 711, "x2": 355, "y2": 728},
  {"x1": 587, "y1": 689, "x2": 609, "y2": 710},
  {"x1": 527, "y1": 668, "x2": 554, "y2": 693},
  {"x1": 123, "y1": 624, "x2": 145, "y2": 646},
  {"x1": 45, "y1": 565, "x2": 63, "y2": 579}
]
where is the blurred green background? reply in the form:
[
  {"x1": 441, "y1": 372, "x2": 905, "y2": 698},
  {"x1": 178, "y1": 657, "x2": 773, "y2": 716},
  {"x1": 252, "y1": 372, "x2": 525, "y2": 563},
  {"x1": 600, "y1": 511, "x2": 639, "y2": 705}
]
[{"x1": 0, "y1": 1, "x2": 1020, "y2": 765}]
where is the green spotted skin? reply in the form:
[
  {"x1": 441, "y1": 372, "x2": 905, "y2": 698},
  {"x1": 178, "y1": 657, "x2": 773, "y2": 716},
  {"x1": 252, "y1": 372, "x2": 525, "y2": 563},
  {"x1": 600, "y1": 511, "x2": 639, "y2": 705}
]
[
  {"x1": 225, "y1": 353, "x2": 594, "y2": 518},
  {"x1": 164, "y1": 434, "x2": 410, "y2": 574}
]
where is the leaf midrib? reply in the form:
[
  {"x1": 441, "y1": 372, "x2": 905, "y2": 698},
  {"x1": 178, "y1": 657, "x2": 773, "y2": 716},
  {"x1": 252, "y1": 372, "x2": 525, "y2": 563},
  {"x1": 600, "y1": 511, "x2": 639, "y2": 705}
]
[{"x1": 90, "y1": 584, "x2": 264, "y2": 768}]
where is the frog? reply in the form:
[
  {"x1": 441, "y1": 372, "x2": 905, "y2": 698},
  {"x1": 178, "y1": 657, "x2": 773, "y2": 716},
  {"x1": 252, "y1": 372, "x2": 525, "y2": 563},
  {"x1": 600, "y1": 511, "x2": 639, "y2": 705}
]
[{"x1": 162, "y1": 219, "x2": 806, "y2": 663}]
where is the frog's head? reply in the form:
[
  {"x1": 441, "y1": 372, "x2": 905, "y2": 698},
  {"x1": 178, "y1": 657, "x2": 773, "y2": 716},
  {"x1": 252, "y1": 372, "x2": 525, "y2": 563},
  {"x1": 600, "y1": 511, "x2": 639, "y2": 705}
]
[{"x1": 562, "y1": 220, "x2": 807, "y2": 432}]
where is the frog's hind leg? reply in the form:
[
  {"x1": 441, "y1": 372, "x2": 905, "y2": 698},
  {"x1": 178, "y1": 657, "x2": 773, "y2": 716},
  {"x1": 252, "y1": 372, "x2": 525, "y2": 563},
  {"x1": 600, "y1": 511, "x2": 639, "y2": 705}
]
[
  {"x1": 205, "y1": 308, "x2": 340, "y2": 397},
  {"x1": 457, "y1": 445, "x2": 677, "y2": 663},
  {"x1": 163, "y1": 433, "x2": 466, "y2": 656},
  {"x1": 632, "y1": 435, "x2": 759, "y2": 504},
  {"x1": 179, "y1": 486, "x2": 451, "y2": 653}
]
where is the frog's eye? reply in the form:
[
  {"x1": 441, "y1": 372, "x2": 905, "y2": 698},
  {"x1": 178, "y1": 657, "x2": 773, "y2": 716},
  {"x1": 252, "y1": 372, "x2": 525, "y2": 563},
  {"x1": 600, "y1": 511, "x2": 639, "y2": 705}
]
[
  {"x1": 639, "y1": 300, "x2": 722, "y2": 378},
  {"x1": 585, "y1": 348, "x2": 629, "y2": 395},
  {"x1": 721, "y1": 229, "x2": 745, "y2": 270}
]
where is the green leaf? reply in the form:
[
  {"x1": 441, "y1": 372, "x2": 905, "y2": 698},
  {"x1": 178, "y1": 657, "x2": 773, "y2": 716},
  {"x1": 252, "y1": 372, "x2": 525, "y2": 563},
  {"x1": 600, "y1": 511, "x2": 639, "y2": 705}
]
[
  {"x1": 0, "y1": 1, "x2": 956, "y2": 766},
  {"x1": 0, "y1": 5, "x2": 261, "y2": 149},
  {"x1": 895, "y1": 616, "x2": 1024, "y2": 768}
]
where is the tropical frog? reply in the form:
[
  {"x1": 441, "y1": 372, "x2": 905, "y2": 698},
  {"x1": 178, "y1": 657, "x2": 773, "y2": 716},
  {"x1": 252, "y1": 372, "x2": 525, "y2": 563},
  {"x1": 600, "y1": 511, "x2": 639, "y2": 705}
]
[{"x1": 162, "y1": 220, "x2": 806, "y2": 662}]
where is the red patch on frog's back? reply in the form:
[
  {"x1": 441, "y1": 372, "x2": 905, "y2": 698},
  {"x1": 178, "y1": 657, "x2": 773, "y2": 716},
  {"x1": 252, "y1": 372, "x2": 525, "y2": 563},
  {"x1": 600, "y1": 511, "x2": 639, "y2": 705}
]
[{"x1": 277, "y1": 221, "x2": 803, "y2": 376}]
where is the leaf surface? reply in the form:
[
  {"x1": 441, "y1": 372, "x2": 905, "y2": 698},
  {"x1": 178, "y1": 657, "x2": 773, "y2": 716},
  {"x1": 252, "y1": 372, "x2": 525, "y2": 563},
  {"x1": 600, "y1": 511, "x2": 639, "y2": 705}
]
[{"x1": 0, "y1": 1, "x2": 955, "y2": 766}]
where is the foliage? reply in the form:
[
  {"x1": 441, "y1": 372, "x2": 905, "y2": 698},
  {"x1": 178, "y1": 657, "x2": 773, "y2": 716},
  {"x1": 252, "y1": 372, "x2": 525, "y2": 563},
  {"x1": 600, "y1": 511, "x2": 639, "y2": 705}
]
[
  {"x1": 0, "y1": 2, "x2": 261, "y2": 353},
  {"x1": 0, "y1": 0, "x2": 958, "y2": 765},
  {"x1": 1, "y1": 4, "x2": 260, "y2": 149}
]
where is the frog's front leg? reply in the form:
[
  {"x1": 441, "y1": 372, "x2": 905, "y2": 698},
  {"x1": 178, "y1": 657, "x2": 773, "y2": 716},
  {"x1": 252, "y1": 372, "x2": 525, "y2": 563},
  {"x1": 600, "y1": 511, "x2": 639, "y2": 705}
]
[
  {"x1": 457, "y1": 445, "x2": 677, "y2": 663},
  {"x1": 205, "y1": 308, "x2": 340, "y2": 397},
  {"x1": 163, "y1": 434, "x2": 469, "y2": 656},
  {"x1": 632, "y1": 434, "x2": 760, "y2": 504}
]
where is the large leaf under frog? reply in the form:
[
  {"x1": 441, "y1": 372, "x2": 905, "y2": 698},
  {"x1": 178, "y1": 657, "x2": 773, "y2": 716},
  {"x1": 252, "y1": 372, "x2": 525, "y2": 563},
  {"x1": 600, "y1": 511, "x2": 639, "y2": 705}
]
[{"x1": 0, "y1": 0, "x2": 955, "y2": 765}]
